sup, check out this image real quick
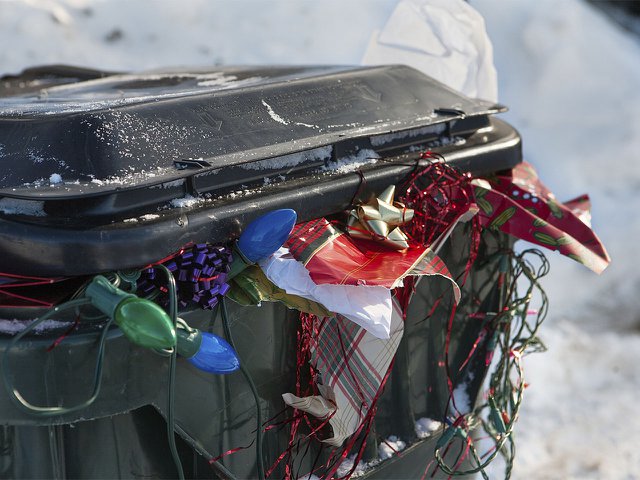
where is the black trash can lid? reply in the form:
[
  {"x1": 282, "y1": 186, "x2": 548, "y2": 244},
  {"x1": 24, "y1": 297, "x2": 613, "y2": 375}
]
[{"x1": 0, "y1": 64, "x2": 504, "y2": 201}]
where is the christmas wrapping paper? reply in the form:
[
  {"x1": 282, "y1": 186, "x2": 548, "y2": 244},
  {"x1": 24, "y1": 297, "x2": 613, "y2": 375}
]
[
  {"x1": 285, "y1": 218, "x2": 461, "y2": 296},
  {"x1": 282, "y1": 298, "x2": 405, "y2": 446},
  {"x1": 474, "y1": 161, "x2": 610, "y2": 273}
]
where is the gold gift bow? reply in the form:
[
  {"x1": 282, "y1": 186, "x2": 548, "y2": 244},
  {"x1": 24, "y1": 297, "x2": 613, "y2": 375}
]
[{"x1": 347, "y1": 185, "x2": 415, "y2": 250}]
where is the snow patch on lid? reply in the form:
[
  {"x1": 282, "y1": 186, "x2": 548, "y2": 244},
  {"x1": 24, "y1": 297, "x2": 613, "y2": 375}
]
[
  {"x1": 170, "y1": 194, "x2": 205, "y2": 208},
  {"x1": 0, "y1": 197, "x2": 46, "y2": 216},
  {"x1": 335, "y1": 434, "x2": 407, "y2": 477},
  {"x1": 196, "y1": 72, "x2": 263, "y2": 89},
  {"x1": 241, "y1": 146, "x2": 333, "y2": 171},
  {"x1": 370, "y1": 123, "x2": 447, "y2": 147},
  {"x1": 261, "y1": 99, "x2": 289, "y2": 125},
  {"x1": 322, "y1": 148, "x2": 380, "y2": 174},
  {"x1": 450, "y1": 372, "x2": 475, "y2": 415},
  {"x1": 415, "y1": 417, "x2": 443, "y2": 439},
  {"x1": 81, "y1": 166, "x2": 174, "y2": 188},
  {"x1": 149, "y1": 179, "x2": 184, "y2": 189},
  {"x1": 336, "y1": 455, "x2": 377, "y2": 478},
  {"x1": 0, "y1": 319, "x2": 71, "y2": 335},
  {"x1": 0, "y1": 72, "x2": 265, "y2": 116},
  {"x1": 378, "y1": 435, "x2": 406, "y2": 460},
  {"x1": 407, "y1": 135, "x2": 466, "y2": 151}
]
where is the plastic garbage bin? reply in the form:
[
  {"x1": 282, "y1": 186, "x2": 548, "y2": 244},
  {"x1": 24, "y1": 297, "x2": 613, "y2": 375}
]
[{"x1": 0, "y1": 65, "x2": 522, "y2": 479}]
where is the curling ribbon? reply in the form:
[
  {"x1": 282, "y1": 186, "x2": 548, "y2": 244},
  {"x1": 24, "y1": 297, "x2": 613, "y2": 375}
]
[
  {"x1": 139, "y1": 244, "x2": 232, "y2": 310},
  {"x1": 347, "y1": 185, "x2": 415, "y2": 250}
]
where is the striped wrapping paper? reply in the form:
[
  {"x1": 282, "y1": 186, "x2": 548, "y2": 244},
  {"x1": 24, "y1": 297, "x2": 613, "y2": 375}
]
[{"x1": 283, "y1": 298, "x2": 405, "y2": 446}]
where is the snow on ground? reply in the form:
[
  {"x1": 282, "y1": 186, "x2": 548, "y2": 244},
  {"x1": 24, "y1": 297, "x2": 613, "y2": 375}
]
[
  {"x1": 473, "y1": 1, "x2": 640, "y2": 478},
  {"x1": 0, "y1": 0, "x2": 397, "y2": 75},
  {"x1": 2, "y1": 0, "x2": 639, "y2": 478}
]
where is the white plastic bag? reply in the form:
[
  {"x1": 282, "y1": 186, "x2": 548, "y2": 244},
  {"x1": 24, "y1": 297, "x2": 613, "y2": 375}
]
[{"x1": 362, "y1": 0, "x2": 498, "y2": 101}]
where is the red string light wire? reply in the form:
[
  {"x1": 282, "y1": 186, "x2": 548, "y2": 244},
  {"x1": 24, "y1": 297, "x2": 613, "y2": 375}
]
[{"x1": 0, "y1": 273, "x2": 70, "y2": 309}]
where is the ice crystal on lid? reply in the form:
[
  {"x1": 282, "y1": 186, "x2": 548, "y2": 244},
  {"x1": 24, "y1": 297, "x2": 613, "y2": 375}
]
[{"x1": 49, "y1": 173, "x2": 62, "y2": 184}]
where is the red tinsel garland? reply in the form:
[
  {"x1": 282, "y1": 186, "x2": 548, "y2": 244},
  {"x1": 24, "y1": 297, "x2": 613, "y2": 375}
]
[{"x1": 399, "y1": 152, "x2": 482, "y2": 285}]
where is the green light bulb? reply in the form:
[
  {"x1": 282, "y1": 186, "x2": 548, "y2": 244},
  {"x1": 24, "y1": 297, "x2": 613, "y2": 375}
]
[
  {"x1": 114, "y1": 297, "x2": 177, "y2": 350},
  {"x1": 86, "y1": 276, "x2": 176, "y2": 350}
]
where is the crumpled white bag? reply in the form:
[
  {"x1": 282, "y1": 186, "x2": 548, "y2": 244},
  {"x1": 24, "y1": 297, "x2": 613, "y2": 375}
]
[
  {"x1": 362, "y1": 0, "x2": 498, "y2": 102},
  {"x1": 258, "y1": 248, "x2": 393, "y2": 339}
]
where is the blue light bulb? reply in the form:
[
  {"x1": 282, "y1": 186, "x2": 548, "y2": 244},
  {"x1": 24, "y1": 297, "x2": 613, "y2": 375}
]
[
  {"x1": 237, "y1": 209, "x2": 297, "y2": 262},
  {"x1": 187, "y1": 332, "x2": 240, "y2": 374}
]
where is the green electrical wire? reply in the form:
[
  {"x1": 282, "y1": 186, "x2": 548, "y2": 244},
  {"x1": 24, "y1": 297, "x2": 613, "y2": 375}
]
[
  {"x1": 434, "y1": 248, "x2": 550, "y2": 479},
  {"x1": 220, "y1": 296, "x2": 266, "y2": 480},
  {"x1": 2, "y1": 297, "x2": 114, "y2": 416},
  {"x1": 157, "y1": 264, "x2": 186, "y2": 480}
]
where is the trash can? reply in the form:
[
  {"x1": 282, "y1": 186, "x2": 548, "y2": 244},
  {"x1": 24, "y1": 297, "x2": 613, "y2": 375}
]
[{"x1": 0, "y1": 64, "x2": 524, "y2": 479}]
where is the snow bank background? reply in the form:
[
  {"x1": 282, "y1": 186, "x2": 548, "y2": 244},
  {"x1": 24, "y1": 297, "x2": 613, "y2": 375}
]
[
  {"x1": 473, "y1": 2, "x2": 640, "y2": 478},
  {"x1": 1, "y1": 0, "x2": 638, "y2": 478}
]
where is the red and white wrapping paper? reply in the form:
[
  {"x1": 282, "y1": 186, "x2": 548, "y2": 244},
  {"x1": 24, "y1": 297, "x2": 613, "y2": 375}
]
[{"x1": 282, "y1": 299, "x2": 405, "y2": 446}]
